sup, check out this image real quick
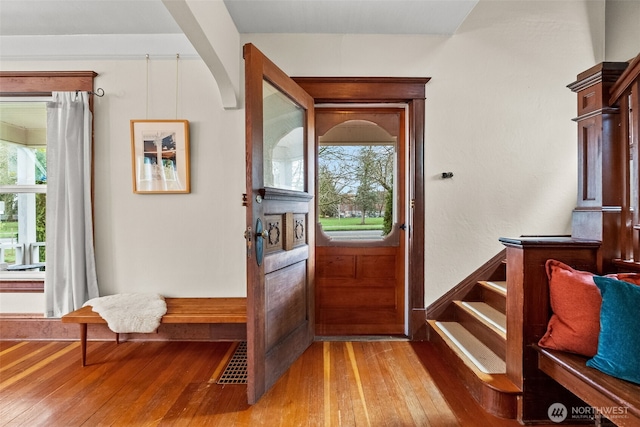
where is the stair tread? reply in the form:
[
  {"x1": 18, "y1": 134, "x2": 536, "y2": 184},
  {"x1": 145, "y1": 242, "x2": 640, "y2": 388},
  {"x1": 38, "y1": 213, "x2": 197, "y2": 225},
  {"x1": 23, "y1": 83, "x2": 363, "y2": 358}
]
[
  {"x1": 478, "y1": 280, "x2": 507, "y2": 296},
  {"x1": 458, "y1": 301, "x2": 506, "y2": 336},
  {"x1": 427, "y1": 319, "x2": 521, "y2": 418},
  {"x1": 434, "y1": 320, "x2": 506, "y2": 374}
]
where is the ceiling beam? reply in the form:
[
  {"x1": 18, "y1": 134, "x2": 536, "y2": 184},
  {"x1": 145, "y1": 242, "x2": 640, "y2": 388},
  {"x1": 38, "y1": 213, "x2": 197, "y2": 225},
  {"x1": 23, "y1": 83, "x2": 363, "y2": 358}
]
[{"x1": 162, "y1": 0, "x2": 239, "y2": 110}]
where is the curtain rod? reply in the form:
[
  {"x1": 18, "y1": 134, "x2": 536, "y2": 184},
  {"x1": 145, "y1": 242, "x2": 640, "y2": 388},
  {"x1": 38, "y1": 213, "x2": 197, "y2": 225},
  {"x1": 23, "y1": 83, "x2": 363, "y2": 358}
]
[{"x1": 78, "y1": 88, "x2": 105, "y2": 97}]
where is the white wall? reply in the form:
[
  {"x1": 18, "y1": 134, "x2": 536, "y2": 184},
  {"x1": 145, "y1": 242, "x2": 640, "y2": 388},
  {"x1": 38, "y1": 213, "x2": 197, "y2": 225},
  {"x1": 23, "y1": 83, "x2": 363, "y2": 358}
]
[
  {"x1": 2, "y1": 0, "x2": 638, "y2": 313},
  {"x1": 90, "y1": 59, "x2": 246, "y2": 298},
  {"x1": 0, "y1": 58, "x2": 247, "y2": 312},
  {"x1": 606, "y1": 0, "x2": 640, "y2": 61},
  {"x1": 242, "y1": 1, "x2": 604, "y2": 306}
]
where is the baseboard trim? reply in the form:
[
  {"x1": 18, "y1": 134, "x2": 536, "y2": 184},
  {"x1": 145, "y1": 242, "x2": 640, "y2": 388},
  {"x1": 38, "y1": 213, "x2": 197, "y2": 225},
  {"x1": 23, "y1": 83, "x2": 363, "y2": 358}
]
[
  {"x1": 426, "y1": 249, "x2": 506, "y2": 321},
  {"x1": 410, "y1": 308, "x2": 428, "y2": 341}
]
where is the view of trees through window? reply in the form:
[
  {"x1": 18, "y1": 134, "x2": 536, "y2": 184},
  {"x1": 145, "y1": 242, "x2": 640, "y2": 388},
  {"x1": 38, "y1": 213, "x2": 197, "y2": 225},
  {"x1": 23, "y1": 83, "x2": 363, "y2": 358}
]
[
  {"x1": 0, "y1": 101, "x2": 47, "y2": 268},
  {"x1": 318, "y1": 142, "x2": 395, "y2": 240}
]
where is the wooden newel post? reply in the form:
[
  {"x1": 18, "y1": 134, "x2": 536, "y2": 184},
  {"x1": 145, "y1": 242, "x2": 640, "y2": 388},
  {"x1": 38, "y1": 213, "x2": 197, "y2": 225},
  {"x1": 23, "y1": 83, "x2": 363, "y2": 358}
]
[
  {"x1": 499, "y1": 236, "x2": 600, "y2": 424},
  {"x1": 568, "y1": 62, "x2": 628, "y2": 273}
]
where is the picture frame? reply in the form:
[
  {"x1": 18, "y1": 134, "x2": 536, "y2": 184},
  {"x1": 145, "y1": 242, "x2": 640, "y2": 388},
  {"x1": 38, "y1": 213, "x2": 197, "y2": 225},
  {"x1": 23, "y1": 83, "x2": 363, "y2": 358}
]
[{"x1": 130, "y1": 119, "x2": 190, "y2": 194}]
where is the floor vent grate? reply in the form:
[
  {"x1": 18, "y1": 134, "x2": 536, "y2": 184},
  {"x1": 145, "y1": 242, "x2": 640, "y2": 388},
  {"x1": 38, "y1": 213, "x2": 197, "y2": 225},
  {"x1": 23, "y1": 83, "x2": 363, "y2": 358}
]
[{"x1": 217, "y1": 341, "x2": 247, "y2": 384}]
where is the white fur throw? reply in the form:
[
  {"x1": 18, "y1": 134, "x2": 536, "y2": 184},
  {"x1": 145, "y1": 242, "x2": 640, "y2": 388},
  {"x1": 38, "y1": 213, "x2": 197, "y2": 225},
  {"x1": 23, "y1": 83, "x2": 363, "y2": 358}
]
[{"x1": 84, "y1": 293, "x2": 167, "y2": 333}]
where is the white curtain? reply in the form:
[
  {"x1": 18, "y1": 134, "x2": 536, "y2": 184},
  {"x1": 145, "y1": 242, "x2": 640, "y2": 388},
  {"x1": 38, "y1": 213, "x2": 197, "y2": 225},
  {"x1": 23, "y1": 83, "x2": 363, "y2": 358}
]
[{"x1": 45, "y1": 91, "x2": 99, "y2": 317}]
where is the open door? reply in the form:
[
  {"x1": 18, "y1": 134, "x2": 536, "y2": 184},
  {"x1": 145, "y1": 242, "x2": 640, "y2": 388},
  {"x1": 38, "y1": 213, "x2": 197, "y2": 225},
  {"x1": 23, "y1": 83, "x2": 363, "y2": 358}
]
[{"x1": 244, "y1": 43, "x2": 315, "y2": 404}]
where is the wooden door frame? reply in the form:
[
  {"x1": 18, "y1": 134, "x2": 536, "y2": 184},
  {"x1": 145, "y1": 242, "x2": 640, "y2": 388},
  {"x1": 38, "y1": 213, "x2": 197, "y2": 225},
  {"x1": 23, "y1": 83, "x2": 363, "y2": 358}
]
[
  {"x1": 293, "y1": 77, "x2": 430, "y2": 340},
  {"x1": 315, "y1": 107, "x2": 407, "y2": 336}
]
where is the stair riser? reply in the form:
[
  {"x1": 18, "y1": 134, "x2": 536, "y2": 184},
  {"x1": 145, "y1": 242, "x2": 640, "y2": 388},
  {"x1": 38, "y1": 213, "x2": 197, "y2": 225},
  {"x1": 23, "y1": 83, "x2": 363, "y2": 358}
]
[
  {"x1": 465, "y1": 283, "x2": 506, "y2": 314},
  {"x1": 488, "y1": 262, "x2": 507, "y2": 282},
  {"x1": 480, "y1": 287, "x2": 506, "y2": 314},
  {"x1": 427, "y1": 322, "x2": 518, "y2": 419},
  {"x1": 436, "y1": 304, "x2": 458, "y2": 323},
  {"x1": 455, "y1": 307, "x2": 506, "y2": 360}
]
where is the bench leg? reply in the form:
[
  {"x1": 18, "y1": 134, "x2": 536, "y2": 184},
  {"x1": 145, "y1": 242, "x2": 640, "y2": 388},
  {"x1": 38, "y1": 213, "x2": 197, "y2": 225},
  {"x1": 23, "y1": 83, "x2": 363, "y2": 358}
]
[{"x1": 79, "y1": 323, "x2": 87, "y2": 367}]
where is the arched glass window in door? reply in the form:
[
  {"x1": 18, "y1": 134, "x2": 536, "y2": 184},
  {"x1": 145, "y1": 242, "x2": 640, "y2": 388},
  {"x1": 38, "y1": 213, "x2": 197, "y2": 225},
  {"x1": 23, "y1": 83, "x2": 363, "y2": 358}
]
[{"x1": 317, "y1": 119, "x2": 398, "y2": 242}]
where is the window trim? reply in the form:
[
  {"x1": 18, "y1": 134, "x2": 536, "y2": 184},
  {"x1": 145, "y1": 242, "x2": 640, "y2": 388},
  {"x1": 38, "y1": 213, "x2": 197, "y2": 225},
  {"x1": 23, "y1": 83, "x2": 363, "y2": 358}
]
[
  {"x1": 0, "y1": 185, "x2": 47, "y2": 193},
  {"x1": 0, "y1": 71, "x2": 97, "y2": 293}
]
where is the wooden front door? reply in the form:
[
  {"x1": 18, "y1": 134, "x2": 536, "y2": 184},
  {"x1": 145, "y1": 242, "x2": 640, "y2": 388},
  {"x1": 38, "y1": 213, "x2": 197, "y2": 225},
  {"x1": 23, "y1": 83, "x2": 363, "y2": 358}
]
[
  {"x1": 315, "y1": 108, "x2": 406, "y2": 336},
  {"x1": 244, "y1": 43, "x2": 316, "y2": 404}
]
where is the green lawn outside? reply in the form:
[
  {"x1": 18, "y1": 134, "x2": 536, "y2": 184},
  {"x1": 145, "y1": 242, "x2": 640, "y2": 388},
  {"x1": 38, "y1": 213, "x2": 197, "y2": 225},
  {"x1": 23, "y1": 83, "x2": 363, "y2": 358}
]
[
  {"x1": 319, "y1": 216, "x2": 383, "y2": 231},
  {"x1": 0, "y1": 221, "x2": 18, "y2": 263},
  {"x1": 0, "y1": 221, "x2": 18, "y2": 239}
]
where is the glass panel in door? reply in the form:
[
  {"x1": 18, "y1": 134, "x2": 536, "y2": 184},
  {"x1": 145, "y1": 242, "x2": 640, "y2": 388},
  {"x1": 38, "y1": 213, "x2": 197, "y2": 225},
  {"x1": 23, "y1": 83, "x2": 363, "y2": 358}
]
[{"x1": 263, "y1": 80, "x2": 305, "y2": 192}]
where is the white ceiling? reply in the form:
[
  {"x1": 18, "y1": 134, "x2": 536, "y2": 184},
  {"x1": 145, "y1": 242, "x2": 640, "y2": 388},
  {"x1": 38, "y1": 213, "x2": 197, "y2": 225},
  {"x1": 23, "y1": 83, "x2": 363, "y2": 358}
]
[
  {"x1": 0, "y1": 0, "x2": 478, "y2": 36},
  {"x1": 0, "y1": 0, "x2": 479, "y2": 110},
  {"x1": 223, "y1": 0, "x2": 479, "y2": 35},
  {"x1": 0, "y1": 1, "x2": 182, "y2": 36},
  {"x1": 0, "y1": 101, "x2": 48, "y2": 146}
]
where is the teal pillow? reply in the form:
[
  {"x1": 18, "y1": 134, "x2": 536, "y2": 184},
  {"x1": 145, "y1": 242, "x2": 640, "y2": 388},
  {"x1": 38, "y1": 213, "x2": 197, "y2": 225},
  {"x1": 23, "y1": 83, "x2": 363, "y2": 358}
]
[{"x1": 587, "y1": 276, "x2": 640, "y2": 384}]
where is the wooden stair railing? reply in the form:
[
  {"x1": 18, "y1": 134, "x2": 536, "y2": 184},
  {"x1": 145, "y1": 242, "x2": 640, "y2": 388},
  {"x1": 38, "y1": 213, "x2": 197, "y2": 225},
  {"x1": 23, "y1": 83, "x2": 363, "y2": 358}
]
[
  {"x1": 568, "y1": 52, "x2": 640, "y2": 272},
  {"x1": 568, "y1": 60, "x2": 629, "y2": 273},
  {"x1": 611, "y1": 52, "x2": 640, "y2": 270}
]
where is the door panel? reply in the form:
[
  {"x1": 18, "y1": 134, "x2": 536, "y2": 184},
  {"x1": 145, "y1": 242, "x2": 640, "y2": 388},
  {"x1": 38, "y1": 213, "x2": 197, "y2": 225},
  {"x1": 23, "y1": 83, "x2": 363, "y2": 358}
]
[
  {"x1": 265, "y1": 261, "x2": 307, "y2": 348},
  {"x1": 317, "y1": 246, "x2": 403, "y2": 334},
  {"x1": 244, "y1": 43, "x2": 315, "y2": 404},
  {"x1": 315, "y1": 108, "x2": 406, "y2": 336}
]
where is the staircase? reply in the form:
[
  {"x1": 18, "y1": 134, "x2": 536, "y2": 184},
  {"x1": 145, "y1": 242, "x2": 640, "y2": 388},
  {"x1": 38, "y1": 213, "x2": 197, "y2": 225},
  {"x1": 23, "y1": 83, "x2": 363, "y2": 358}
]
[{"x1": 427, "y1": 253, "x2": 521, "y2": 419}]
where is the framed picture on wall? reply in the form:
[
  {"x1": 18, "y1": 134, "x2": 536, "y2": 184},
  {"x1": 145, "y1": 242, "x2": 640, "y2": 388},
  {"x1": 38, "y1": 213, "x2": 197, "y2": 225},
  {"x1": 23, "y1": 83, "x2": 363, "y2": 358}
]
[{"x1": 130, "y1": 119, "x2": 190, "y2": 194}]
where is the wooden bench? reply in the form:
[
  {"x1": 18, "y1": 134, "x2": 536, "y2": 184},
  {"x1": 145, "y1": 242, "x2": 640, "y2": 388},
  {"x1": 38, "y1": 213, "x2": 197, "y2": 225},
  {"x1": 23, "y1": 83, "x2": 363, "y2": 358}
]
[
  {"x1": 535, "y1": 345, "x2": 640, "y2": 426},
  {"x1": 61, "y1": 297, "x2": 246, "y2": 366}
]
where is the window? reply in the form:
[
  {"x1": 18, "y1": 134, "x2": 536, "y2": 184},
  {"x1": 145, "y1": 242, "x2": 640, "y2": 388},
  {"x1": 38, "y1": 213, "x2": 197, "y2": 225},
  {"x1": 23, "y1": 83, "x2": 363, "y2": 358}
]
[
  {"x1": 317, "y1": 118, "x2": 399, "y2": 242},
  {"x1": 0, "y1": 100, "x2": 48, "y2": 278},
  {"x1": 263, "y1": 80, "x2": 305, "y2": 192},
  {"x1": 0, "y1": 71, "x2": 96, "y2": 292}
]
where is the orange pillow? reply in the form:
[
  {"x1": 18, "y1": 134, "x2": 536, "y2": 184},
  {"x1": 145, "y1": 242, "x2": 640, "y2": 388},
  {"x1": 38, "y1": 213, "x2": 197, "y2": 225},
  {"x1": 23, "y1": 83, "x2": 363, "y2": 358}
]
[
  {"x1": 538, "y1": 259, "x2": 601, "y2": 357},
  {"x1": 608, "y1": 272, "x2": 640, "y2": 285}
]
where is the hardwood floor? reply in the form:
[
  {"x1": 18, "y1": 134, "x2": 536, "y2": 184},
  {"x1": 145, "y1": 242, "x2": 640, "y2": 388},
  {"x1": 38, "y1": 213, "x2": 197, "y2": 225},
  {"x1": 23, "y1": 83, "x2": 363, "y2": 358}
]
[{"x1": 0, "y1": 340, "x2": 537, "y2": 426}]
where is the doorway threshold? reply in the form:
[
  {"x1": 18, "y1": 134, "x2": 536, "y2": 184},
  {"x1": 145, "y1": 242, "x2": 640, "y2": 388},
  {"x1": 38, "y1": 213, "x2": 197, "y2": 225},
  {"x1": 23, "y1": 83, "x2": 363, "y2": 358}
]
[{"x1": 315, "y1": 335, "x2": 409, "y2": 342}]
